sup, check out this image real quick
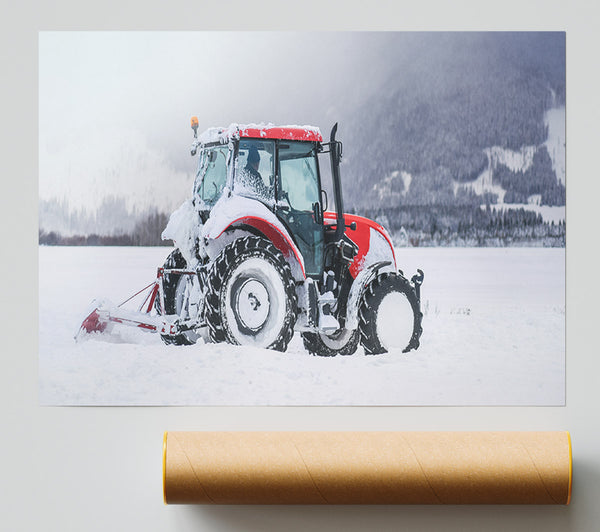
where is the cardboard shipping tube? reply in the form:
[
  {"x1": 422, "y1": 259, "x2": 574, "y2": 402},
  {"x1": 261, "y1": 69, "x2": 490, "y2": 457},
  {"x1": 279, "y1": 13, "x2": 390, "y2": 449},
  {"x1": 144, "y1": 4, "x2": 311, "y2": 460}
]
[{"x1": 163, "y1": 431, "x2": 572, "y2": 505}]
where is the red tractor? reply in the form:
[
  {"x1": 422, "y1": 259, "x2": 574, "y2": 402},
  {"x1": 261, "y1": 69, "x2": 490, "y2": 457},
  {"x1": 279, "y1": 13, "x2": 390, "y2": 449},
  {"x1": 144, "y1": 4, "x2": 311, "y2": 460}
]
[{"x1": 78, "y1": 121, "x2": 423, "y2": 356}]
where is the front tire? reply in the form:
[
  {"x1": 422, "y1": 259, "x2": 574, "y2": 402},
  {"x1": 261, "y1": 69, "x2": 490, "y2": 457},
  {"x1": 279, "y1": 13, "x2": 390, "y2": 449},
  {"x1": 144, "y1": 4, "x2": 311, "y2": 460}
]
[
  {"x1": 359, "y1": 272, "x2": 422, "y2": 355},
  {"x1": 301, "y1": 328, "x2": 359, "y2": 357},
  {"x1": 204, "y1": 236, "x2": 297, "y2": 352}
]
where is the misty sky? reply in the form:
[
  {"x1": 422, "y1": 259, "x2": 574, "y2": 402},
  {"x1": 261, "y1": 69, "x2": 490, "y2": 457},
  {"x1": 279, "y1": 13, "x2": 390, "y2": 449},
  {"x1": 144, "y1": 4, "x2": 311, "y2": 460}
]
[{"x1": 39, "y1": 32, "x2": 400, "y2": 214}]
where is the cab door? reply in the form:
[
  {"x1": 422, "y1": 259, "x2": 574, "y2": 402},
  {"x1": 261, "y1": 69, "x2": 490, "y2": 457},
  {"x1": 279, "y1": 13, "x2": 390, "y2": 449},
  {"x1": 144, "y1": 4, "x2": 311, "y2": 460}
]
[{"x1": 276, "y1": 141, "x2": 324, "y2": 277}]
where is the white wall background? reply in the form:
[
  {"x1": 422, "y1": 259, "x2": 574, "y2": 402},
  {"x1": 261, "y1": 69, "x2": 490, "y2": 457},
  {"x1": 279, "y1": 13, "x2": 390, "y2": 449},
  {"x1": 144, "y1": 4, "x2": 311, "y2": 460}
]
[{"x1": 2, "y1": 1, "x2": 599, "y2": 530}]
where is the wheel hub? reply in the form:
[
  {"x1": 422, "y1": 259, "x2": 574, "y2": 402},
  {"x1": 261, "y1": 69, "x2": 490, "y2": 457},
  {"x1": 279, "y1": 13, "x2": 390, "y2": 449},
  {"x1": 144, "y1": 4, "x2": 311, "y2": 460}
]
[{"x1": 234, "y1": 278, "x2": 270, "y2": 332}]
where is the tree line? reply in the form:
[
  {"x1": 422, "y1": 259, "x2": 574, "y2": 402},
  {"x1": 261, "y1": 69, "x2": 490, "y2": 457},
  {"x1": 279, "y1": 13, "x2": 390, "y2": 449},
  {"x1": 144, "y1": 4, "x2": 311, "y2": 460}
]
[
  {"x1": 40, "y1": 204, "x2": 564, "y2": 248},
  {"x1": 358, "y1": 204, "x2": 565, "y2": 247},
  {"x1": 39, "y1": 211, "x2": 173, "y2": 247}
]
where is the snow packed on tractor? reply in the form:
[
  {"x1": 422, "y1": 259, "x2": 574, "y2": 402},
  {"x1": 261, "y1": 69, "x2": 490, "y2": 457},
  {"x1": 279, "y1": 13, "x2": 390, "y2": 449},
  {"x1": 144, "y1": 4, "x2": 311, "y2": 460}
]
[{"x1": 76, "y1": 121, "x2": 424, "y2": 356}]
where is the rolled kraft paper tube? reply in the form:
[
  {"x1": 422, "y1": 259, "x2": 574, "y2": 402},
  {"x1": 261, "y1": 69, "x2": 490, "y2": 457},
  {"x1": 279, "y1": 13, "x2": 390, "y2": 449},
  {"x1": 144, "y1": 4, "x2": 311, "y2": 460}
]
[{"x1": 163, "y1": 431, "x2": 572, "y2": 505}]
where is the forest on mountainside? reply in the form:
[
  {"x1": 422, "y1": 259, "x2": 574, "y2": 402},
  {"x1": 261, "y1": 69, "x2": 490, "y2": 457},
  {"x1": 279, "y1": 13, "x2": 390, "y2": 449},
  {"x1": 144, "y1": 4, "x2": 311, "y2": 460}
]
[{"x1": 340, "y1": 32, "x2": 565, "y2": 211}]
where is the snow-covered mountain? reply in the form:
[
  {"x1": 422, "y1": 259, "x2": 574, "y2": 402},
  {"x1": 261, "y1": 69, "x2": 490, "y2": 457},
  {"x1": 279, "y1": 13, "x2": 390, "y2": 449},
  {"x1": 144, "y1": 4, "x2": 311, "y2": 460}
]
[{"x1": 340, "y1": 33, "x2": 565, "y2": 212}]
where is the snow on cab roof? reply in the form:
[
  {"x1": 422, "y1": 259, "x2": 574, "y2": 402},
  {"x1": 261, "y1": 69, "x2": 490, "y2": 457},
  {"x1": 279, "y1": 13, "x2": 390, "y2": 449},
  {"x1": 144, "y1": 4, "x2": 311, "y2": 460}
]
[{"x1": 198, "y1": 123, "x2": 323, "y2": 145}]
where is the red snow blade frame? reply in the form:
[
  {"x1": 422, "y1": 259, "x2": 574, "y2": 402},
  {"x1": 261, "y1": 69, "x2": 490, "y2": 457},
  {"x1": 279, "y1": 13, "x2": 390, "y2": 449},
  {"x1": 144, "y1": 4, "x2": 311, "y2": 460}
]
[{"x1": 74, "y1": 267, "x2": 196, "y2": 342}]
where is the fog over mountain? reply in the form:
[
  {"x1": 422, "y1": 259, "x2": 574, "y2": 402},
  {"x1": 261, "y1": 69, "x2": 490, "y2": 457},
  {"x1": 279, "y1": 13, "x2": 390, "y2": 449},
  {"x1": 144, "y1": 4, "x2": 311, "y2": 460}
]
[{"x1": 39, "y1": 32, "x2": 565, "y2": 242}]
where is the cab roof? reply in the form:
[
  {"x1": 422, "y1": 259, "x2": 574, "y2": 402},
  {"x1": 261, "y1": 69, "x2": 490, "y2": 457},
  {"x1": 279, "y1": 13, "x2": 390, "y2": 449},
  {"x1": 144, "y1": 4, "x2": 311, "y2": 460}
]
[{"x1": 198, "y1": 123, "x2": 323, "y2": 145}]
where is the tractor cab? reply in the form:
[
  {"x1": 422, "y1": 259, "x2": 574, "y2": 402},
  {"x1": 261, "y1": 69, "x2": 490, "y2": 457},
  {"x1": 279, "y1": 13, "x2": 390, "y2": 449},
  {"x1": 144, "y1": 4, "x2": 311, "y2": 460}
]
[{"x1": 192, "y1": 124, "x2": 328, "y2": 277}]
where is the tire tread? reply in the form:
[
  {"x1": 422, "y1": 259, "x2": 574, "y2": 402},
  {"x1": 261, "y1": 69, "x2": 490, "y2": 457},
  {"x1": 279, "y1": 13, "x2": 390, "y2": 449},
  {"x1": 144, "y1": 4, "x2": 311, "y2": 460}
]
[{"x1": 204, "y1": 236, "x2": 297, "y2": 351}]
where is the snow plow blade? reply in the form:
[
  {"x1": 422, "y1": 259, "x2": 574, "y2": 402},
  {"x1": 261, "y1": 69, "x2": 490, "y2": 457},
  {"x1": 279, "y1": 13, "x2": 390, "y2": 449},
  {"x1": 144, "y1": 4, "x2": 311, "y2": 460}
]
[
  {"x1": 77, "y1": 304, "x2": 109, "y2": 336},
  {"x1": 74, "y1": 299, "x2": 164, "y2": 342},
  {"x1": 74, "y1": 266, "x2": 201, "y2": 343},
  {"x1": 74, "y1": 267, "x2": 176, "y2": 342}
]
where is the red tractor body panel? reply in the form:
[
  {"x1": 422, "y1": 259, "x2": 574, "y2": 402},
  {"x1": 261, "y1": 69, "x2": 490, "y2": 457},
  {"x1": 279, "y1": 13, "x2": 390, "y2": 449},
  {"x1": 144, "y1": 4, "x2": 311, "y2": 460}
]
[
  {"x1": 238, "y1": 125, "x2": 323, "y2": 142},
  {"x1": 324, "y1": 212, "x2": 397, "y2": 278},
  {"x1": 198, "y1": 124, "x2": 323, "y2": 145}
]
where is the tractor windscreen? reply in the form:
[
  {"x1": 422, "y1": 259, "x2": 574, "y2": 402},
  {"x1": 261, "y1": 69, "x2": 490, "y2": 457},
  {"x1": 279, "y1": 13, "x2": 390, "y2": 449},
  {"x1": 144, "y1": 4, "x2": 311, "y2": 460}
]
[
  {"x1": 195, "y1": 145, "x2": 228, "y2": 206},
  {"x1": 277, "y1": 141, "x2": 324, "y2": 277},
  {"x1": 278, "y1": 143, "x2": 320, "y2": 211},
  {"x1": 235, "y1": 139, "x2": 276, "y2": 206}
]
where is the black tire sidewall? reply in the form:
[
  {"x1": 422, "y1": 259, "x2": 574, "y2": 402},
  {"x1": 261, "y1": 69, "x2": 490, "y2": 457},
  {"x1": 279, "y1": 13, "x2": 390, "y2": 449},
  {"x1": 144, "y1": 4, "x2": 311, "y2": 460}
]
[
  {"x1": 359, "y1": 273, "x2": 420, "y2": 355},
  {"x1": 157, "y1": 249, "x2": 187, "y2": 315},
  {"x1": 157, "y1": 249, "x2": 197, "y2": 346},
  {"x1": 205, "y1": 236, "x2": 297, "y2": 351},
  {"x1": 301, "y1": 329, "x2": 359, "y2": 357}
]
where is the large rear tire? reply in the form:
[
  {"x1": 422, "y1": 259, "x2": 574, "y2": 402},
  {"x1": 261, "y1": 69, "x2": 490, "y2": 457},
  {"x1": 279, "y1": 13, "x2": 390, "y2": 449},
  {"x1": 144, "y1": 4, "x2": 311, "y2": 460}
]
[
  {"x1": 204, "y1": 236, "x2": 297, "y2": 352},
  {"x1": 156, "y1": 249, "x2": 200, "y2": 346},
  {"x1": 301, "y1": 328, "x2": 359, "y2": 357},
  {"x1": 359, "y1": 272, "x2": 422, "y2": 355}
]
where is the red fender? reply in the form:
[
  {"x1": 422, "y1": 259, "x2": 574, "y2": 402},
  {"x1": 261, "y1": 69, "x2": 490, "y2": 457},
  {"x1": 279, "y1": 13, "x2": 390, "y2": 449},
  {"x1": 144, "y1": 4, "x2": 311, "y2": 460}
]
[
  {"x1": 215, "y1": 216, "x2": 306, "y2": 278},
  {"x1": 324, "y1": 212, "x2": 397, "y2": 278}
]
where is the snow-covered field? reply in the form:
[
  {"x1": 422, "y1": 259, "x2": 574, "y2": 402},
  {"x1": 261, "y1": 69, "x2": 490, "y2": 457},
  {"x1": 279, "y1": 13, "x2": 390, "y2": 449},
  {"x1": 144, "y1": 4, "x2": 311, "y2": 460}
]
[{"x1": 39, "y1": 246, "x2": 565, "y2": 405}]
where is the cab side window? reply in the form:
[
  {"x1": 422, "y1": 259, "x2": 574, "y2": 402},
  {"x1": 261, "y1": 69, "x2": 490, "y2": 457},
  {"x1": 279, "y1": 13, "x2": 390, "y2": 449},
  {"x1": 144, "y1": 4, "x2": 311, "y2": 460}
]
[
  {"x1": 196, "y1": 146, "x2": 228, "y2": 205},
  {"x1": 278, "y1": 142, "x2": 320, "y2": 212},
  {"x1": 277, "y1": 141, "x2": 324, "y2": 276},
  {"x1": 235, "y1": 139, "x2": 275, "y2": 205}
]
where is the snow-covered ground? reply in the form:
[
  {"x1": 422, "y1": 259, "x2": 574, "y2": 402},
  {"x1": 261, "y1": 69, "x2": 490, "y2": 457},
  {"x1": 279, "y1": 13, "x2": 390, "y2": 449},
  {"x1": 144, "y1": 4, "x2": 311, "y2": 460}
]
[{"x1": 39, "y1": 246, "x2": 565, "y2": 405}]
